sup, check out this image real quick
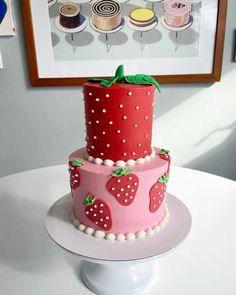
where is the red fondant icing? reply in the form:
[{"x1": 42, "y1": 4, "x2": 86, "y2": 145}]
[
  {"x1": 149, "y1": 176, "x2": 167, "y2": 213},
  {"x1": 106, "y1": 170, "x2": 139, "y2": 206},
  {"x1": 83, "y1": 82, "x2": 155, "y2": 161},
  {"x1": 158, "y1": 150, "x2": 171, "y2": 174},
  {"x1": 68, "y1": 161, "x2": 81, "y2": 189},
  {"x1": 84, "y1": 195, "x2": 112, "y2": 230}
]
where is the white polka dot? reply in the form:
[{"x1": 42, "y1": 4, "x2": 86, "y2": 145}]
[
  {"x1": 145, "y1": 134, "x2": 149, "y2": 138},
  {"x1": 112, "y1": 187, "x2": 115, "y2": 191},
  {"x1": 106, "y1": 216, "x2": 109, "y2": 220},
  {"x1": 137, "y1": 143, "x2": 141, "y2": 147},
  {"x1": 120, "y1": 188, "x2": 124, "y2": 191},
  {"x1": 89, "y1": 92, "x2": 92, "y2": 96},
  {"x1": 86, "y1": 211, "x2": 89, "y2": 215},
  {"x1": 117, "y1": 130, "x2": 121, "y2": 133},
  {"x1": 88, "y1": 121, "x2": 92, "y2": 125},
  {"x1": 100, "y1": 204, "x2": 104, "y2": 207},
  {"x1": 135, "y1": 106, "x2": 140, "y2": 110},
  {"x1": 100, "y1": 152, "x2": 104, "y2": 156},
  {"x1": 94, "y1": 205, "x2": 97, "y2": 208},
  {"x1": 134, "y1": 182, "x2": 138, "y2": 186},
  {"x1": 134, "y1": 124, "x2": 138, "y2": 128},
  {"x1": 106, "y1": 94, "x2": 109, "y2": 98},
  {"x1": 130, "y1": 196, "x2": 133, "y2": 199},
  {"x1": 132, "y1": 152, "x2": 135, "y2": 155},
  {"x1": 124, "y1": 199, "x2": 128, "y2": 203},
  {"x1": 123, "y1": 115, "x2": 127, "y2": 120},
  {"x1": 145, "y1": 116, "x2": 149, "y2": 120},
  {"x1": 123, "y1": 152, "x2": 127, "y2": 156},
  {"x1": 96, "y1": 120, "x2": 99, "y2": 124},
  {"x1": 90, "y1": 208, "x2": 93, "y2": 211},
  {"x1": 147, "y1": 91, "x2": 150, "y2": 96},
  {"x1": 106, "y1": 144, "x2": 110, "y2": 147},
  {"x1": 100, "y1": 218, "x2": 103, "y2": 221},
  {"x1": 104, "y1": 224, "x2": 107, "y2": 228},
  {"x1": 117, "y1": 179, "x2": 121, "y2": 183},
  {"x1": 121, "y1": 139, "x2": 126, "y2": 143},
  {"x1": 93, "y1": 213, "x2": 97, "y2": 217},
  {"x1": 94, "y1": 136, "x2": 97, "y2": 139},
  {"x1": 127, "y1": 185, "x2": 131, "y2": 189},
  {"x1": 125, "y1": 192, "x2": 129, "y2": 196},
  {"x1": 128, "y1": 176, "x2": 132, "y2": 180},
  {"x1": 144, "y1": 150, "x2": 147, "y2": 154},
  {"x1": 100, "y1": 210, "x2": 103, "y2": 214},
  {"x1": 91, "y1": 109, "x2": 95, "y2": 113},
  {"x1": 91, "y1": 146, "x2": 95, "y2": 149},
  {"x1": 109, "y1": 121, "x2": 113, "y2": 125},
  {"x1": 116, "y1": 194, "x2": 120, "y2": 197},
  {"x1": 102, "y1": 131, "x2": 106, "y2": 134},
  {"x1": 128, "y1": 91, "x2": 132, "y2": 96},
  {"x1": 102, "y1": 109, "x2": 106, "y2": 113},
  {"x1": 119, "y1": 104, "x2": 123, "y2": 108},
  {"x1": 131, "y1": 189, "x2": 135, "y2": 192},
  {"x1": 95, "y1": 98, "x2": 100, "y2": 101}
]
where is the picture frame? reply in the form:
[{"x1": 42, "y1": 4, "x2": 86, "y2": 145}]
[{"x1": 21, "y1": 0, "x2": 228, "y2": 86}]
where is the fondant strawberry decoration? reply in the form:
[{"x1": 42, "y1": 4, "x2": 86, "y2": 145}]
[
  {"x1": 68, "y1": 159, "x2": 83, "y2": 189},
  {"x1": 158, "y1": 149, "x2": 171, "y2": 173},
  {"x1": 106, "y1": 168, "x2": 139, "y2": 206},
  {"x1": 149, "y1": 174, "x2": 169, "y2": 213},
  {"x1": 83, "y1": 194, "x2": 112, "y2": 230}
]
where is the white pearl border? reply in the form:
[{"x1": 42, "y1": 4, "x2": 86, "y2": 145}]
[
  {"x1": 70, "y1": 204, "x2": 169, "y2": 241},
  {"x1": 85, "y1": 148, "x2": 156, "y2": 167}
]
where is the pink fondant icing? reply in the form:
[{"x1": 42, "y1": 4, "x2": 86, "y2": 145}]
[
  {"x1": 69, "y1": 147, "x2": 169, "y2": 234},
  {"x1": 164, "y1": 0, "x2": 191, "y2": 27}
]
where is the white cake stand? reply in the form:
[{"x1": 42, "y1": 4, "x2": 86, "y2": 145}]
[
  {"x1": 90, "y1": 17, "x2": 125, "y2": 52},
  {"x1": 45, "y1": 193, "x2": 191, "y2": 295},
  {"x1": 55, "y1": 16, "x2": 87, "y2": 52},
  {"x1": 127, "y1": 17, "x2": 158, "y2": 51},
  {"x1": 161, "y1": 16, "x2": 193, "y2": 51}
]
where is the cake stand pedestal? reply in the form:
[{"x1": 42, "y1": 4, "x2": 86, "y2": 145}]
[
  {"x1": 45, "y1": 193, "x2": 191, "y2": 295},
  {"x1": 127, "y1": 18, "x2": 158, "y2": 51},
  {"x1": 55, "y1": 16, "x2": 87, "y2": 52},
  {"x1": 90, "y1": 18, "x2": 125, "y2": 52},
  {"x1": 161, "y1": 16, "x2": 193, "y2": 51}
]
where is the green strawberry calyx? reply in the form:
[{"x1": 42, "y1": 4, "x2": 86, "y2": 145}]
[
  {"x1": 158, "y1": 149, "x2": 170, "y2": 155},
  {"x1": 83, "y1": 194, "x2": 95, "y2": 206},
  {"x1": 112, "y1": 168, "x2": 133, "y2": 177},
  {"x1": 89, "y1": 65, "x2": 161, "y2": 92},
  {"x1": 71, "y1": 159, "x2": 83, "y2": 167},
  {"x1": 157, "y1": 174, "x2": 169, "y2": 184}
]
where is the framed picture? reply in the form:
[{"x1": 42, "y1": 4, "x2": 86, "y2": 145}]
[
  {"x1": 21, "y1": 0, "x2": 228, "y2": 86},
  {"x1": 0, "y1": 0, "x2": 15, "y2": 36}
]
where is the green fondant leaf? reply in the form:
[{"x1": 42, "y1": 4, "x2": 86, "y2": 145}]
[
  {"x1": 124, "y1": 74, "x2": 161, "y2": 92},
  {"x1": 72, "y1": 159, "x2": 83, "y2": 167},
  {"x1": 112, "y1": 168, "x2": 133, "y2": 177},
  {"x1": 115, "y1": 65, "x2": 124, "y2": 82},
  {"x1": 83, "y1": 194, "x2": 95, "y2": 206},
  {"x1": 100, "y1": 77, "x2": 118, "y2": 87},
  {"x1": 88, "y1": 77, "x2": 104, "y2": 82},
  {"x1": 158, "y1": 149, "x2": 170, "y2": 155},
  {"x1": 157, "y1": 174, "x2": 169, "y2": 184}
]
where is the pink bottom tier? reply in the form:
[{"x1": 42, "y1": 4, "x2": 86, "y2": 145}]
[{"x1": 69, "y1": 147, "x2": 169, "y2": 237}]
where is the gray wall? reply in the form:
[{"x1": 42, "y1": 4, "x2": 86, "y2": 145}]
[{"x1": 0, "y1": 1, "x2": 236, "y2": 180}]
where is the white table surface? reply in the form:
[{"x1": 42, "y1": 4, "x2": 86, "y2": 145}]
[{"x1": 0, "y1": 165, "x2": 236, "y2": 294}]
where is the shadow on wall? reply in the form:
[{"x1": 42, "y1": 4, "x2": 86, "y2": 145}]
[{"x1": 184, "y1": 122, "x2": 236, "y2": 181}]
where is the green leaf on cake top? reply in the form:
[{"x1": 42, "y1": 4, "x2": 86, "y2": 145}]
[{"x1": 89, "y1": 65, "x2": 160, "y2": 91}]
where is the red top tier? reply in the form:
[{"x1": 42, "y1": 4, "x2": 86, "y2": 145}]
[{"x1": 83, "y1": 82, "x2": 155, "y2": 162}]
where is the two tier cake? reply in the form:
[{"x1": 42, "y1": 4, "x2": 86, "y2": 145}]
[{"x1": 69, "y1": 66, "x2": 171, "y2": 241}]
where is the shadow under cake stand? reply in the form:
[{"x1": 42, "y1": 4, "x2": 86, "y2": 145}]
[
  {"x1": 45, "y1": 193, "x2": 191, "y2": 295},
  {"x1": 90, "y1": 18, "x2": 125, "y2": 52},
  {"x1": 127, "y1": 17, "x2": 158, "y2": 51},
  {"x1": 55, "y1": 15, "x2": 87, "y2": 52},
  {"x1": 161, "y1": 16, "x2": 193, "y2": 51}
]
